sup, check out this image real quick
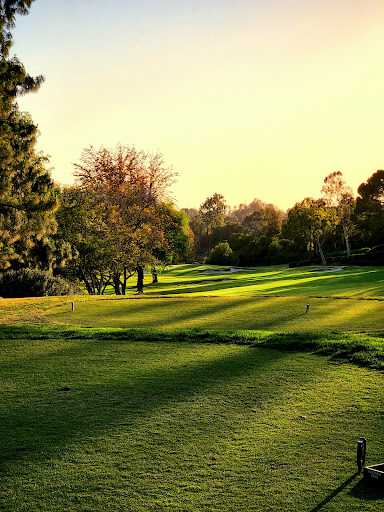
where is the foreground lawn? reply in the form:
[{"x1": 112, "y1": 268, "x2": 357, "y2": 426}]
[
  {"x1": 1, "y1": 336, "x2": 383, "y2": 511},
  {"x1": 1, "y1": 265, "x2": 384, "y2": 510}
]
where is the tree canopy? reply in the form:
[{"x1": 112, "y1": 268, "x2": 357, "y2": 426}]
[
  {"x1": 321, "y1": 171, "x2": 354, "y2": 257},
  {"x1": 0, "y1": 0, "x2": 58, "y2": 270},
  {"x1": 64, "y1": 144, "x2": 182, "y2": 293}
]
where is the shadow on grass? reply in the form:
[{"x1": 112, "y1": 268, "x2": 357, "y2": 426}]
[
  {"x1": 349, "y1": 476, "x2": 384, "y2": 500},
  {"x1": 48, "y1": 296, "x2": 262, "y2": 329},
  {"x1": 309, "y1": 473, "x2": 359, "y2": 511},
  {"x1": 0, "y1": 341, "x2": 288, "y2": 470}
]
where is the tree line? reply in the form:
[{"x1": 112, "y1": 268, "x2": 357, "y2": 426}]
[{"x1": 185, "y1": 169, "x2": 384, "y2": 268}]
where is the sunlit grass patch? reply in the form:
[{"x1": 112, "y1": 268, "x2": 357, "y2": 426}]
[
  {"x1": 146, "y1": 264, "x2": 384, "y2": 297},
  {"x1": 39, "y1": 294, "x2": 384, "y2": 335}
]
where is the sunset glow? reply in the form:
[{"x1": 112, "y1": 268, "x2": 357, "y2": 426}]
[{"x1": 13, "y1": 0, "x2": 384, "y2": 210}]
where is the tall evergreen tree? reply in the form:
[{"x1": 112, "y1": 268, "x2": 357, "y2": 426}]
[{"x1": 0, "y1": 0, "x2": 58, "y2": 269}]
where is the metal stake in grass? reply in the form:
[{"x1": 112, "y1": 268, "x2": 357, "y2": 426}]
[
  {"x1": 306, "y1": 303, "x2": 309, "y2": 314},
  {"x1": 72, "y1": 302, "x2": 75, "y2": 312}
]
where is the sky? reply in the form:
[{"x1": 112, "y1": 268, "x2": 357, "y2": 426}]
[{"x1": 11, "y1": 0, "x2": 384, "y2": 211}]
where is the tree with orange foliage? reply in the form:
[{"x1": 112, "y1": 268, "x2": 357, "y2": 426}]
[{"x1": 73, "y1": 144, "x2": 178, "y2": 293}]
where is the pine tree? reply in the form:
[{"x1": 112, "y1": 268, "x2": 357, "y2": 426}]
[{"x1": 0, "y1": 1, "x2": 58, "y2": 269}]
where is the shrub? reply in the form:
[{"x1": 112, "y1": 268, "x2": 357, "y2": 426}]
[
  {"x1": 205, "y1": 242, "x2": 238, "y2": 266},
  {"x1": 266, "y1": 238, "x2": 298, "y2": 265},
  {"x1": 296, "y1": 259, "x2": 312, "y2": 267},
  {"x1": 351, "y1": 247, "x2": 371, "y2": 255},
  {"x1": 339, "y1": 247, "x2": 384, "y2": 266},
  {"x1": 0, "y1": 269, "x2": 82, "y2": 298}
]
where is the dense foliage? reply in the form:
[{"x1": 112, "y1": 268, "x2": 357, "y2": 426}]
[
  {"x1": 186, "y1": 170, "x2": 384, "y2": 267},
  {"x1": 56, "y1": 145, "x2": 192, "y2": 294},
  {"x1": 0, "y1": 268, "x2": 80, "y2": 297},
  {"x1": 205, "y1": 241, "x2": 238, "y2": 265},
  {"x1": 0, "y1": 0, "x2": 61, "y2": 271}
]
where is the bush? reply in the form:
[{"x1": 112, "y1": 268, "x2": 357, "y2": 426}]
[
  {"x1": 0, "y1": 269, "x2": 82, "y2": 298},
  {"x1": 266, "y1": 238, "x2": 298, "y2": 265},
  {"x1": 351, "y1": 247, "x2": 371, "y2": 255},
  {"x1": 296, "y1": 259, "x2": 312, "y2": 267},
  {"x1": 205, "y1": 242, "x2": 238, "y2": 266},
  {"x1": 338, "y1": 246, "x2": 384, "y2": 266}
]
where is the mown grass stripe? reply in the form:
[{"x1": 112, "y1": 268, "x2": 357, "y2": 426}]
[{"x1": 1, "y1": 325, "x2": 383, "y2": 371}]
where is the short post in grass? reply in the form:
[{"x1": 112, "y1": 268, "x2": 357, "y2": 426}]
[
  {"x1": 357, "y1": 437, "x2": 366, "y2": 472},
  {"x1": 71, "y1": 301, "x2": 75, "y2": 312},
  {"x1": 306, "y1": 303, "x2": 309, "y2": 314}
]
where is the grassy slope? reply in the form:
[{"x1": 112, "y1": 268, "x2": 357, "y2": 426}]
[
  {"x1": 2, "y1": 265, "x2": 384, "y2": 335},
  {"x1": 40, "y1": 295, "x2": 384, "y2": 335},
  {"x1": 1, "y1": 264, "x2": 384, "y2": 510},
  {"x1": 1, "y1": 337, "x2": 383, "y2": 511}
]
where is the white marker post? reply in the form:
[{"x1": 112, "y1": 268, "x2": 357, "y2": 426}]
[{"x1": 71, "y1": 302, "x2": 75, "y2": 312}]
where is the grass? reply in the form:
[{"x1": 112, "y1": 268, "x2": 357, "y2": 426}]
[
  {"x1": 1, "y1": 325, "x2": 384, "y2": 370},
  {"x1": 1, "y1": 264, "x2": 384, "y2": 510},
  {"x1": 1, "y1": 335, "x2": 383, "y2": 511},
  {"x1": 143, "y1": 264, "x2": 384, "y2": 298},
  {"x1": 2, "y1": 265, "x2": 384, "y2": 335},
  {"x1": 16, "y1": 294, "x2": 384, "y2": 336}
]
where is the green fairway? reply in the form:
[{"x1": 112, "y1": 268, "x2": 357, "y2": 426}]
[
  {"x1": 1, "y1": 336, "x2": 383, "y2": 511},
  {"x1": 144, "y1": 264, "x2": 384, "y2": 298},
  {"x1": 2, "y1": 265, "x2": 384, "y2": 336}
]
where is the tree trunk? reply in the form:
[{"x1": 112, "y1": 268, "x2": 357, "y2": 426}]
[
  {"x1": 80, "y1": 266, "x2": 94, "y2": 294},
  {"x1": 342, "y1": 222, "x2": 351, "y2": 258},
  {"x1": 94, "y1": 275, "x2": 102, "y2": 295},
  {"x1": 113, "y1": 271, "x2": 121, "y2": 295},
  {"x1": 137, "y1": 265, "x2": 144, "y2": 293},
  {"x1": 151, "y1": 267, "x2": 158, "y2": 283},
  {"x1": 316, "y1": 235, "x2": 327, "y2": 265},
  {"x1": 101, "y1": 272, "x2": 112, "y2": 295},
  {"x1": 121, "y1": 267, "x2": 127, "y2": 295}
]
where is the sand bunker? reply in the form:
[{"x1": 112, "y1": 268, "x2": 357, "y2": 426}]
[
  {"x1": 202, "y1": 267, "x2": 250, "y2": 274},
  {"x1": 310, "y1": 267, "x2": 344, "y2": 273},
  {"x1": 188, "y1": 278, "x2": 233, "y2": 284}
]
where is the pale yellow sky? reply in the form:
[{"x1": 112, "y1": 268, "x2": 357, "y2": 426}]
[{"x1": 13, "y1": 0, "x2": 384, "y2": 210}]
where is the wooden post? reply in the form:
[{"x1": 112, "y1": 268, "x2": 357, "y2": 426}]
[
  {"x1": 72, "y1": 302, "x2": 75, "y2": 312},
  {"x1": 306, "y1": 303, "x2": 309, "y2": 314}
]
